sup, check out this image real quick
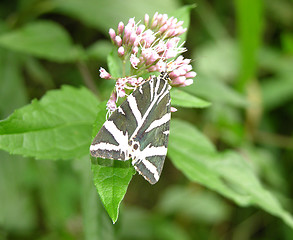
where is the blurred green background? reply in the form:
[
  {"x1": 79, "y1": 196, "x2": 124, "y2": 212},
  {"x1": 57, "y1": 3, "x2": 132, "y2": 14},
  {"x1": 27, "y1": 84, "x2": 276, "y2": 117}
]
[{"x1": 1, "y1": 0, "x2": 293, "y2": 239}]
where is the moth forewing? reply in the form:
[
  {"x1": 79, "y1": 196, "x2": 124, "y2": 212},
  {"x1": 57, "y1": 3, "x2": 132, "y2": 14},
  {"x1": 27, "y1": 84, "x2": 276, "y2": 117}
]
[
  {"x1": 129, "y1": 75, "x2": 171, "y2": 184},
  {"x1": 90, "y1": 110, "x2": 130, "y2": 161},
  {"x1": 90, "y1": 72, "x2": 172, "y2": 184}
]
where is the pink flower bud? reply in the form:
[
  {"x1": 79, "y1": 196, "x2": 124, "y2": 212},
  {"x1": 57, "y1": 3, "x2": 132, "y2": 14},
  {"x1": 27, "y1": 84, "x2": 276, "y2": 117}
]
[
  {"x1": 166, "y1": 37, "x2": 180, "y2": 48},
  {"x1": 115, "y1": 36, "x2": 122, "y2": 46},
  {"x1": 171, "y1": 17, "x2": 178, "y2": 25},
  {"x1": 169, "y1": 70, "x2": 180, "y2": 78},
  {"x1": 182, "y1": 58, "x2": 191, "y2": 65},
  {"x1": 123, "y1": 25, "x2": 132, "y2": 43},
  {"x1": 99, "y1": 67, "x2": 111, "y2": 79},
  {"x1": 155, "y1": 60, "x2": 167, "y2": 72},
  {"x1": 182, "y1": 79, "x2": 193, "y2": 86},
  {"x1": 164, "y1": 49, "x2": 177, "y2": 59},
  {"x1": 117, "y1": 88, "x2": 126, "y2": 98},
  {"x1": 156, "y1": 14, "x2": 163, "y2": 24},
  {"x1": 107, "y1": 92, "x2": 117, "y2": 112},
  {"x1": 130, "y1": 54, "x2": 140, "y2": 68},
  {"x1": 176, "y1": 21, "x2": 184, "y2": 27},
  {"x1": 165, "y1": 29, "x2": 176, "y2": 38},
  {"x1": 159, "y1": 24, "x2": 168, "y2": 33},
  {"x1": 185, "y1": 71, "x2": 197, "y2": 78},
  {"x1": 142, "y1": 29, "x2": 156, "y2": 47},
  {"x1": 172, "y1": 76, "x2": 186, "y2": 85},
  {"x1": 144, "y1": 14, "x2": 150, "y2": 26},
  {"x1": 175, "y1": 65, "x2": 189, "y2": 75},
  {"x1": 137, "y1": 77, "x2": 144, "y2": 84},
  {"x1": 128, "y1": 18, "x2": 136, "y2": 27},
  {"x1": 177, "y1": 28, "x2": 187, "y2": 36},
  {"x1": 171, "y1": 107, "x2": 177, "y2": 112},
  {"x1": 147, "y1": 52, "x2": 160, "y2": 65},
  {"x1": 132, "y1": 46, "x2": 139, "y2": 54},
  {"x1": 137, "y1": 24, "x2": 145, "y2": 35},
  {"x1": 153, "y1": 12, "x2": 158, "y2": 21},
  {"x1": 161, "y1": 14, "x2": 168, "y2": 25},
  {"x1": 151, "y1": 19, "x2": 158, "y2": 29},
  {"x1": 118, "y1": 22, "x2": 124, "y2": 35},
  {"x1": 129, "y1": 32, "x2": 137, "y2": 45},
  {"x1": 118, "y1": 46, "x2": 125, "y2": 57},
  {"x1": 109, "y1": 28, "x2": 116, "y2": 41}
]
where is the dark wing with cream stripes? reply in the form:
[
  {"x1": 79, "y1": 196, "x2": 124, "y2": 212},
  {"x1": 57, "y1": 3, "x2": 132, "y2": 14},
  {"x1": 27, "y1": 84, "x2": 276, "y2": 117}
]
[{"x1": 90, "y1": 73, "x2": 171, "y2": 184}]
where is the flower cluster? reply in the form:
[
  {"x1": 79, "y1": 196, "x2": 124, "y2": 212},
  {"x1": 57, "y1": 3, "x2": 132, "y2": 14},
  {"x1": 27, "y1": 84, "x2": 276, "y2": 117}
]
[{"x1": 99, "y1": 12, "x2": 196, "y2": 113}]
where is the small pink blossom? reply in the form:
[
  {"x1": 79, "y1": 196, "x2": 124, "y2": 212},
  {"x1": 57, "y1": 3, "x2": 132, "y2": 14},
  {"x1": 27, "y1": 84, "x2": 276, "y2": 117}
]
[
  {"x1": 129, "y1": 32, "x2": 138, "y2": 46},
  {"x1": 127, "y1": 76, "x2": 143, "y2": 86},
  {"x1": 130, "y1": 54, "x2": 140, "y2": 68},
  {"x1": 117, "y1": 88, "x2": 126, "y2": 98},
  {"x1": 171, "y1": 107, "x2": 177, "y2": 112},
  {"x1": 118, "y1": 22, "x2": 124, "y2": 35},
  {"x1": 141, "y1": 29, "x2": 156, "y2": 47},
  {"x1": 118, "y1": 46, "x2": 125, "y2": 56},
  {"x1": 141, "y1": 48, "x2": 159, "y2": 65},
  {"x1": 144, "y1": 14, "x2": 150, "y2": 26},
  {"x1": 101, "y1": 12, "x2": 197, "y2": 114},
  {"x1": 171, "y1": 76, "x2": 186, "y2": 85},
  {"x1": 128, "y1": 18, "x2": 136, "y2": 27},
  {"x1": 182, "y1": 79, "x2": 193, "y2": 86},
  {"x1": 106, "y1": 92, "x2": 117, "y2": 112},
  {"x1": 136, "y1": 24, "x2": 145, "y2": 35},
  {"x1": 99, "y1": 67, "x2": 111, "y2": 79},
  {"x1": 132, "y1": 46, "x2": 139, "y2": 54},
  {"x1": 109, "y1": 28, "x2": 116, "y2": 41},
  {"x1": 185, "y1": 71, "x2": 197, "y2": 78},
  {"x1": 115, "y1": 36, "x2": 122, "y2": 46},
  {"x1": 151, "y1": 19, "x2": 158, "y2": 29},
  {"x1": 166, "y1": 37, "x2": 180, "y2": 48},
  {"x1": 153, "y1": 59, "x2": 167, "y2": 72}
]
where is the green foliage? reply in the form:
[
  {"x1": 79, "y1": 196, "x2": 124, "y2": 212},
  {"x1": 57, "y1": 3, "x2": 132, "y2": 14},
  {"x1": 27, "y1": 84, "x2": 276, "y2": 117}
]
[
  {"x1": 91, "y1": 158, "x2": 135, "y2": 223},
  {"x1": 169, "y1": 119, "x2": 293, "y2": 228},
  {"x1": 235, "y1": 0, "x2": 264, "y2": 91},
  {"x1": 0, "y1": 86, "x2": 98, "y2": 159},
  {"x1": 0, "y1": 0, "x2": 293, "y2": 239},
  {"x1": 52, "y1": 0, "x2": 180, "y2": 33},
  {"x1": 171, "y1": 88, "x2": 211, "y2": 108},
  {"x1": 0, "y1": 21, "x2": 83, "y2": 62}
]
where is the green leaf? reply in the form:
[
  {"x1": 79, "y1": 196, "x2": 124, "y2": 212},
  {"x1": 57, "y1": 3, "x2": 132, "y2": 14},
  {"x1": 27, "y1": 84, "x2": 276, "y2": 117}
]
[
  {"x1": 0, "y1": 86, "x2": 99, "y2": 160},
  {"x1": 191, "y1": 39, "x2": 247, "y2": 108},
  {"x1": 53, "y1": 0, "x2": 180, "y2": 34},
  {"x1": 0, "y1": 21, "x2": 83, "y2": 62},
  {"x1": 158, "y1": 186, "x2": 230, "y2": 224},
  {"x1": 91, "y1": 159, "x2": 134, "y2": 223},
  {"x1": 0, "y1": 49, "x2": 28, "y2": 118},
  {"x1": 171, "y1": 4, "x2": 196, "y2": 44},
  {"x1": 86, "y1": 40, "x2": 113, "y2": 61},
  {"x1": 187, "y1": 75, "x2": 248, "y2": 108},
  {"x1": 171, "y1": 88, "x2": 211, "y2": 108},
  {"x1": 261, "y1": 73, "x2": 293, "y2": 111},
  {"x1": 107, "y1": 50, "x2": 122, "y2": 78},
  {"x1": 24, "y1": 57, "x2": 55, "y2": 89},
  {"x1": 168, "y1": 119, "x2": 293, "y2": 229},
  {"x1": 77, "y1": 156, "x2": 115, "y2": 240},
  {"x1": 195, "y1": 39, "x2": 239, "y2": 81},
  {"x1": 90, "y1": 103, "x2": 134, "y2": 223}
]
